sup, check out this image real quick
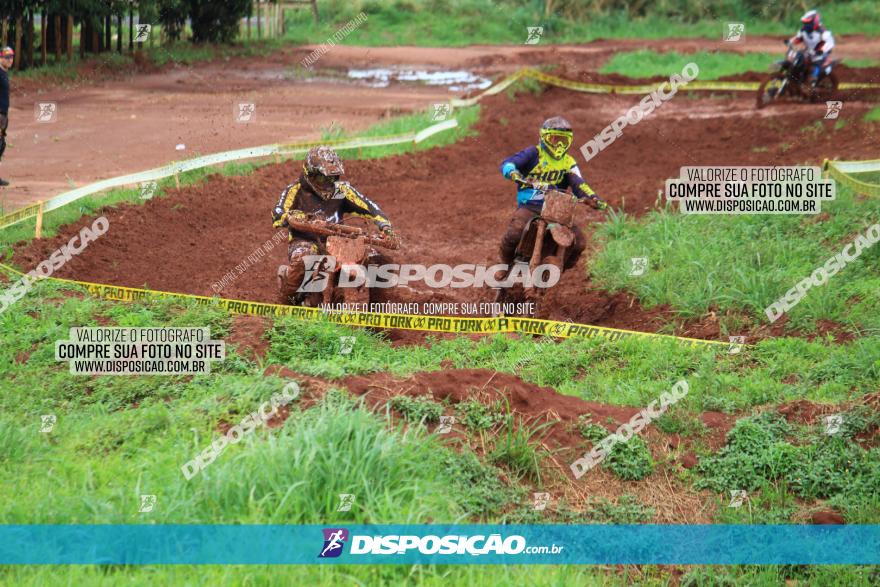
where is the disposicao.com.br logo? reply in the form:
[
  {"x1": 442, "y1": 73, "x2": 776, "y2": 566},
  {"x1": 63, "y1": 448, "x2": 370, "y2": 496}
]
[
  {"x1": 317, "y1": 528, "x2": 563, "y2": 558},
  {"x1": 298, "y1": 257, "x2": 560, "y2": 292}
]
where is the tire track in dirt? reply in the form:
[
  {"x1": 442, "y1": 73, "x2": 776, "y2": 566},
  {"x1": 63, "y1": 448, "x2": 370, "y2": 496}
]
[{"x1": 11, "y1": 76, "x2": 880, "y2": 338}]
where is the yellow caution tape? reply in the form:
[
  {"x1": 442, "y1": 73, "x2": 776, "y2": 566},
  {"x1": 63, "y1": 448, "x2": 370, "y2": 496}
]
[
  {"x1": 0, "y1": 202, "x2": 43, "y2": 230},
  {"x1": 0, "y1": 120, "x2": 461, "y2": 231},
  {"x1": 0, "y1": 263, "x2": 729, "y2": 348},
  {"x1": 823, "y1": 159, "x2": 880, "y2": 198},
  {"x1": 455, "y1": 67, "x2": 880, "y2": 101},
  {"x1": 5, "y1": 65, "x2": 879, "y2": 231}
]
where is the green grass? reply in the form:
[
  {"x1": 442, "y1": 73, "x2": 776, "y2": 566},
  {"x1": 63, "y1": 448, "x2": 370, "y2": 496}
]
[
  {"x1": 865, "y1": 107, "x2": 880, "y2": 122},
  {"x1": 589, "y1": 184, "x2": 880, "y2": 334},
  {"x1": 694, "y1": 412, "x2": 880, "y2": 521},
  {"x1": 489, "y1": 414, "x2": 553, "y2": 484},
  {"x1": 0, "y1": 104, "x2": 479, "y2": 249},
  {"x1": 2, "y1": 275, "x2": 879, "y2": 582},
  {"x1": 388, "y1": 394, "x2": 444, "y2": 423},
  {"x1": 0, "y1": 161, "x2": 263, "y2": 251},
  {"x1": 601, "y1": 50, "x2": 775, "y2": 81},
  {"x1": 601, "y1": 50, "x2": 880, "y2": 81},
  {"x1": 283, "y1": 0, "x2": 880, "y2": 46}
]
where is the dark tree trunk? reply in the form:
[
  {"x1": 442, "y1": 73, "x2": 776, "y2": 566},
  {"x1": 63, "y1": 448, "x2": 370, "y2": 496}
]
[
  {"x1": 68, "y1": 15, "x2": 74, "y2": 61},
  {"x1": 80, "y1": 19, "x2": 87, "y2": 57},
  {"x1": 116, "y1": 12, "x2": 122, "y2": 52},
  {"x1": 27, "y1": 9, "x2": 35, "y2": 69},
  {"x1": 104, "y1": 14, "x2": 111, "y2": 52},
  {"x1": 41, "y1": 8, "x2": 48, "y2": 66},
  {"x1": 14, "y1": 15, "x2": 22, "y2": 70},
  {"x1": 54, "y1": 14, "x2": 62, "y2": 61}
]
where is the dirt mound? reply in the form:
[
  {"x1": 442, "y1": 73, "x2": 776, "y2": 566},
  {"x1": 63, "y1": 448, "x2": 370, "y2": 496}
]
[
  {"x1": 810, "y1": 510, "x2": 846, "y2": 524},
  {"x1": 259, "y1": 365, "x2": 733, "y2": 522},
  {"x1": 226, "y1": 315, "x2": 271, "y2": 361},
  {"x1": 777, "y1": 399, "x2": 838, "y2": 425},
  {"x1": 345, "y1": 368, "x2": 637, "y2": 424}
]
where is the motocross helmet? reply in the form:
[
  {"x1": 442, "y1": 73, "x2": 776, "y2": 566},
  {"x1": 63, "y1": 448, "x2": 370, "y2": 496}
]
[
  {"x1": 0, "y1": 46, "x2": 13, "y2": 59},
  {"x1": 800, "y1": 10, "x2": 821, "y2": 33},
  {"x1": 539, "y1": 116, "x2": 573, "y2": 160},
  {"x1": 303, "y1": 146, "x2": 344, "y2": 200}
]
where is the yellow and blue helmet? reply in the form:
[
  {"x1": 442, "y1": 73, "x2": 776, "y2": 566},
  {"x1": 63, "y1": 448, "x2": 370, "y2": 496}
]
[{"x1": 539, "y1": 116, "x2": 573, "y2": 160}]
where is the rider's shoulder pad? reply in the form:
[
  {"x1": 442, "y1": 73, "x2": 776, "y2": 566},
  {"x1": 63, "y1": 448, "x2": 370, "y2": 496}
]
[{"x1": 335, "y1": 181, "x2": 363, "y2": 197}]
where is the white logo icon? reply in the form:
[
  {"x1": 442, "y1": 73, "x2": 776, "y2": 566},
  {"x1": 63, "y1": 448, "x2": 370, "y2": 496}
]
[
  {"x1": 824, "y1": 101, "x2": 843, "y2": 119},
  {"x1": 823, "y1": 414, "x2": 844, "y2": 435},
  {"x1": 339, "y1": 336, "x2": 356, "y2": 355},
  {"x1": 236, "y1": 102, "x2": 256, "y2": 123},
  {"x1": 724, "y1": 23, "x2": 745, "y2": 42},
  {"x1": 431, "y1": 103, "x2": 451, "y2": 121},
  {"x1": 298, "y1": 255, "x2": 337, "y2": 292},
  {"x1": 525, "y1": 27, "x2": 544, "y2": 45},
  {"x1": 35, "y1": 102, "x2": 57, "y2": 123},
  {"x1": 337, "y1": 493, "x2": 356, "y2": 512},
  {"x1": 139, "y1": 494, "x2": 157, "y2": 513},
  {"x1": 436, "y1": 415, "x2": 455, "y2": 434},
  {"x1": 533, "y1": 492, "x2": 550, "y2": 511},
  {"x1": 728, "y1": 336, "x2": 746, "y2": 355},
  {"x1": 629, "y1": 257, "x2": 648, "y2": 276},
  {"x1": 40, "y1": 414, "x2": 56, "y2": 433},
  {"x1": 139, "y1": 181, "x2": 158, "y2": 200},
  {"x1": 728, "y1": 489, "x2": 748, "y2": 508},
  {"x1": 134, "y1": 24, "x2": 151, "y2": 43}
]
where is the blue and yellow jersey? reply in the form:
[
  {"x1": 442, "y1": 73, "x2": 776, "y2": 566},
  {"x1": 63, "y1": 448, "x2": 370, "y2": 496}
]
[{"x1": 500, "y1": 144, "x2": 599, "y2": 207}]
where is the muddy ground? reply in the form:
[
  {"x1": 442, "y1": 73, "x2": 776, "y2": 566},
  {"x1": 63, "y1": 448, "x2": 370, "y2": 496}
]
[
  {"x1": 4, "y1": 36, "x2": 879, "y2": 207},
  {"x1": 12, "y1": 64, "x2": 880, "y2": 339}
]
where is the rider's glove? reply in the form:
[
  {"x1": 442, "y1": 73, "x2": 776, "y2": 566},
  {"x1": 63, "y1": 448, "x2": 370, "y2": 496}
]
[
  {"x1": 380, "y1": 224, "x2": 395, "y2": 238},
  {"x1": 587, "y1": 196, "x2": 608, "y2": 211},
  {"x1": 286, "y1": 209, "x2": 307, "y2": 224},
  {"x1": 509, "y1": 170, "x2": 528, "y2": 186}
]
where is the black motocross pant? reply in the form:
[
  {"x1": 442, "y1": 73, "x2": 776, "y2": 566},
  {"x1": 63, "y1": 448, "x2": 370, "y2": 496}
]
[{"x1": 0, "y1": 114, "x2": 7, "y2": 161}]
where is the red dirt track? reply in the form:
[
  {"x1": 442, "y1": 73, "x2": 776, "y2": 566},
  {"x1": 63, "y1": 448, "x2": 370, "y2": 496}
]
[{"x1": 11, "y1": 65, "x2": 880, "y2": 338}]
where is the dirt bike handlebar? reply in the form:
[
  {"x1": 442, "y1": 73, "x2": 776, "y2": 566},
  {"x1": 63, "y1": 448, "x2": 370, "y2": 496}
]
[{"x1": 286, "y1": 216, "x2": 401, "y2": 250}]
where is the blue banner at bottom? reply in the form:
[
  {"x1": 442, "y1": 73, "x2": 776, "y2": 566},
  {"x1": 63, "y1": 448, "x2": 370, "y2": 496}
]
[{"x1": 1, "y1": 525, "x2": 878, "y2": 565}]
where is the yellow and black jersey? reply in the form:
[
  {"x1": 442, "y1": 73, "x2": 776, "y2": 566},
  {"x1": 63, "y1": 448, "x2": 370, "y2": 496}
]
[{"x1": 272, "y1": 177, "x2": 391, "y2": 241}]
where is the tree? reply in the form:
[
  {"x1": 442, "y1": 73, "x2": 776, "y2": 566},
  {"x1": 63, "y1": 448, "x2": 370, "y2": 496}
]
[
  {"x1": 187, "y1": 0, "x2": 249, "y2": 43},
  {"x1": 158, "y1": 0, "x2": 188, "y2": 42}
]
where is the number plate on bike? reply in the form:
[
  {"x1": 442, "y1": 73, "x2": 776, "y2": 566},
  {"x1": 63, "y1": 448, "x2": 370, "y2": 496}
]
[{"x1": 540, "y1": 190, "x2": 577, "y2": 225}]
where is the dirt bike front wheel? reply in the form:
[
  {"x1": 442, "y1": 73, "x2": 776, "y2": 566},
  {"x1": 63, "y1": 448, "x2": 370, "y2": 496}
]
[{"x1": 756, "y1": 74, "x2": 787, "y2": 109}]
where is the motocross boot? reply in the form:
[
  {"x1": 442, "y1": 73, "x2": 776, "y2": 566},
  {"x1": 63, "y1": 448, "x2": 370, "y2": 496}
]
[{"x1": 277, "y1": 263, "x2": 306, "y2": 304}]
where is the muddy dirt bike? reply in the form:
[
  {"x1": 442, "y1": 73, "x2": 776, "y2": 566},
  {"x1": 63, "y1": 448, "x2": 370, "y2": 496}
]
[
  {"x1": 493, "y1": 188, "x2": 588, "y2": 310},
  {"x1": 280, "y1": 216, "x2": 401, "y2": 307},
  {"x1": 756, "y1": 40, "x2": 839, "y2": 109}
]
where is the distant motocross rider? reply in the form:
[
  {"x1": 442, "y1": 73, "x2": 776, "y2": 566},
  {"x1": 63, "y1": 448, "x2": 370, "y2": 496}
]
[
  {"x1": 499, "y1": 116, "x2": 608, "y2": 271},
  {"x1": 272, "y1": 146, "x2": 395, "y2": 302},
  {"x1": 789, "y1": 10, "x2": 835, "y2": 87}
]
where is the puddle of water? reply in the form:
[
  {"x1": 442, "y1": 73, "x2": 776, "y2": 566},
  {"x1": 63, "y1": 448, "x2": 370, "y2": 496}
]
[
  {"x1": 228, "y1": 65, "x2": 492, "y2": 92},
  {"x1": 346, "y1": 68, "x2": 492, "y2": 91}
]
